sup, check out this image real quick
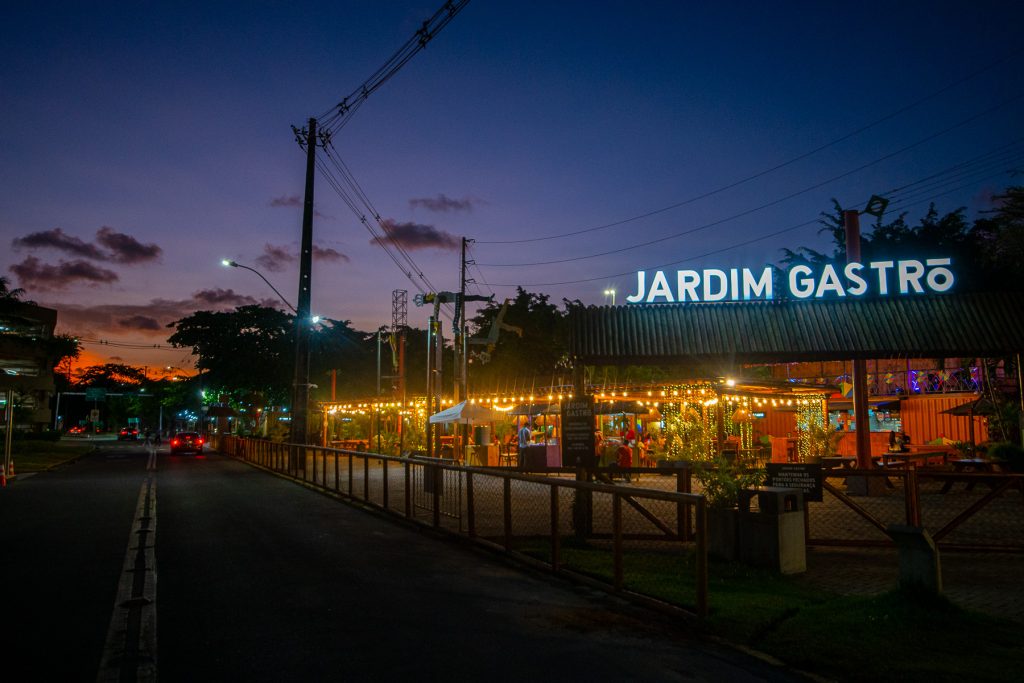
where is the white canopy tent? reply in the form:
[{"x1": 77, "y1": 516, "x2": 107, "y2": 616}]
[{"x1": 428, "y1": 400, "x2": 499, "y2": 425}]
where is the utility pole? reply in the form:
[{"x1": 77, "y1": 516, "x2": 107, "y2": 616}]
[
  {"x1": 290, "y1": 117, "x2": 319, "y2": 457},
  {"x1": 457, "y1": 238, "x2": 468, "y2": 460},
  {"x1": 392, "y1": 289, "x2": 407, "y2": 452},
  {"x1": 844, "y1": 209, "x2": 872, "y2": 470},
  {"x1": 376, "y1": 327, "x2": 384, "y2": 396},
  {"x1": 425, "y1": 313, "x2": 437, "y2": 458},
  {"x1": 458, "y1": 237, "x2": 469, "y2": 402}
]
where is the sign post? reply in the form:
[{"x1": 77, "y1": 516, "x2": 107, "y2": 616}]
[
  {"x1": 560, "y1": 396, "x2": 596, "y2": 468},
  {"x1": 766, "y1": 463, "x2": 823, "y2": 502},
  {"x1": 85, "y1": 388, "x2": 107, "y2": 402}
]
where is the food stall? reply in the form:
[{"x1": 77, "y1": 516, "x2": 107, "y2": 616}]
[
  {"x1": 510, "y1": 402, "x2": 561, "y2": 468},
  {"x1": 428, "y1": 401, "x2": 500, "y2": 465}
]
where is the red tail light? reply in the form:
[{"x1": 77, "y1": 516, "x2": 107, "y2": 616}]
[
  {"x1": 196, "y1": 438, "x2": 204, "y2": 445},
  {"x1": 171, "y1": 439, "x2": 180, "y2": 446}
]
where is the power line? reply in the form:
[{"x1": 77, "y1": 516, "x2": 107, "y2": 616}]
[
  {"x1": 79, "y1": 337, "x2": 176, "y2": 350},
  {"x1": 477, "y1": 94, "x2": 1024, "y2": 269},
  {"x1": 465, "y1": 242, "x2": 494, "y2": 298},
  {"x1": 314, "y1": 143, "x2": 456, "y2": 318},
  {"x1": 476, "y1": 46, "x2": 1024, "y2": 246},
  {"x1": 480, "y1": 167, "x2": 1020, "y2": 289},
  {"x1": 318, "y1": 1, "x2": 471, "y2": 134}
]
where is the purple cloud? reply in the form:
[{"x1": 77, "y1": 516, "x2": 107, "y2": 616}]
[
  {"x1": 374, "y1": 220, "x2": 460, "y2": 251},
  {"x1": 48, "y1": 288, "x2": 284, "y2": 339},
  {"x1": 254, "y1": 243, "x2": 296, "y2": 272},
  {"x1": 409, "y1": 194, "x2": 478, "y2": 213},
  {"x1": 10, "y1": 256, "x2": 119, "y2": 290},
  {"x1": 118, "y1": 315, "x2": 162, "y2": 331},
  {"x1": 95, "y1": 227, "x2": 162, "y2": 264},
  {"x1": 12, "y1": 226, "x2": 162, "y2": 265},
  {"x1": 270, "y1": 195, "x2": 302, "y2": 208},
  {"x1": 12, "y1": 227, "x2": 107, "y2": 260},
  {"x1": 313, "y1": 245, "x2": 349, "y2": 263},
  {"x1": 269, "y1": 194, "x2": 331, "y2": 219},
  {"x1": 192, "y1": 288, "x2": 260, "y2": 306}
]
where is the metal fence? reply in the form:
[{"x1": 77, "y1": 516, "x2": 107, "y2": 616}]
[
  {"x1": 807, "y1": 467, "x2": 1024, "y2": 552},
  {"x1": 217, "y1": 436, "x2": 709, "y2": 619}
]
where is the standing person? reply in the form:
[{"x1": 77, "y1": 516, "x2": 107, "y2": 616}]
[
  {"x1": 621, "y1": 419, "x2": 636, "y2": 445},
  {"x1": 518, "y1": 420, "x2": 533, "y2": 463},
  {"x1": 616, "y1": 439, "x2": 633, "y2": 483},
  {"x1": 639, "y1": 432, "x2": 652, "y2": 467}
]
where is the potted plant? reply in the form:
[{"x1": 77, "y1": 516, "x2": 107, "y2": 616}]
[
  {"x1": 695, "y1": 455, "x2": 764, "y2": 560},
  {"x1": 803, "y1": 423, "x2": 843, "y2": 463}
]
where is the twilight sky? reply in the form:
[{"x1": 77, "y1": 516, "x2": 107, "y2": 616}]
[{"x1": 2, "y1": 1, "x2": 1022, "y2": 372}]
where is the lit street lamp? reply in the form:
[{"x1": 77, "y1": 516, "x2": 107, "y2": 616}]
[
  {"x1": 603, "y1": 288, "x2": 616, "y2": 306},
  {"x1": 221, "y1": 259, "x2": 297, "y2": 314},
  {"x1": 220, "y1": 258, "x2": 319, "y2": 452}
]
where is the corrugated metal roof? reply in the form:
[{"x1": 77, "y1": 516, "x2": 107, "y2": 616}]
[{"x1": 569, "y1": 292, "x2": 1024, "y2": 364}]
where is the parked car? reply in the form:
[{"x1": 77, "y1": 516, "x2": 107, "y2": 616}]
[
  {"x1": 170, "y1": 432, "x2": 204, "y2": 454},
  {"x1": 118, "y1": 427, "x2": 140, "y2": 440}
]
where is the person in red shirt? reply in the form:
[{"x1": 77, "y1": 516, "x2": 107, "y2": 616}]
[
  {"x1": 621, "y1": 420, "x2": 636, "y2": 444},
  {"x1": 616, "y1": 440, "x2": 633, "y2": 483}
]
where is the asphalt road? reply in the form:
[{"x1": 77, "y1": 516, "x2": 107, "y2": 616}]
[{"x1": 1, "y1": 443, "x2": 800, "y2": 682}]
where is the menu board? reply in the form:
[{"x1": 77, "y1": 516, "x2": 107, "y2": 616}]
[
  {"x1": 560, "y1": 396, "x2": 596, "y2": 467},
  {"x1": 766, "y1": 463, "x2": 823, "y2": 502}
]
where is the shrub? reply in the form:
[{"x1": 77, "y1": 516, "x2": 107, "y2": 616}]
[{"x1": 987, "y1": 441, "x2": 1024, "y2": 473}]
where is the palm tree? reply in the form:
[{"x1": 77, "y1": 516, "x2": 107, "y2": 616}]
[{"x1": 0, "y1": 276, "x2": 28, "y2": 301}]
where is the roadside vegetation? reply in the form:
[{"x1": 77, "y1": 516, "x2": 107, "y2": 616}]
[
  {"x1": 5, "y1": 438, "x2": 95, "y2": 472},
  {"x1": 522, "y1": 544, "x2": 1024, "y2": 681}
]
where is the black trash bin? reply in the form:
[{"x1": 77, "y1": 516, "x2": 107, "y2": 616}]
[{"x1": 737, "y1": 486, "x2": 806, "y2": 574}]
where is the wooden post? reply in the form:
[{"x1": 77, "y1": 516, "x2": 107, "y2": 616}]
[
  {"x1": 466, "y1": 471, "x2": 476, "y2": 537},
  {"x1": 695, "y1": 499, "x2": 708, "y2": 620},
  {"x1": 404, "y1": 460, "x2": 411, "y2": 518},
  {"x1": 845, "y1": 210, "x2": 873, "y2": 469},
  {"x1": 503, "y1": 477, "x2": 512, "y2": 550},
  {"x1": 612, "y1": 493, "x2": 623, "y2": 590},
  {"x1": 550, "y1": 484, "x2": 561, "y2": 571}
]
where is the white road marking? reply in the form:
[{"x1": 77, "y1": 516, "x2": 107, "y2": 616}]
[{"x1": 97, "y1": 466, "x2": 158, "y2": 683}]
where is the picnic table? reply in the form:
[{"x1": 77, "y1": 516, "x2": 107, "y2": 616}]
[
  {"x1": 904, "y1": 444, "x2": 957, "y2": 466},
  {"x1": 820, "y1": 456, "x2": 857, "y2": 474},
  {"x1": 330, "y1": 439, "x2": 368, "y2": 451},
  {"x1": 939, "y1": 458, "x2": 1004, "y2": 493},
  {"x1": 877, "y1": 451, "x2": 932, "y2": 467}
]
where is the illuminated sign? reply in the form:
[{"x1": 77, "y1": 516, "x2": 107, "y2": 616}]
[{"x1": 625, "y1": 259, "x2": 954, "y2": 304}]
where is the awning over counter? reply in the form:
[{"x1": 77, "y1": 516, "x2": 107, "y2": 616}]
[
  {"x1": 827, "y1": 397, "x2": 901, "y2": 411},
  {"x1": 428, "y1": 401, "x2": 499, "y2": 425}
]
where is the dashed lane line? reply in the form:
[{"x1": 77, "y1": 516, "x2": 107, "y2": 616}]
[{"x1": 97, "y1": 448, "x2": 158, "y2": 682}]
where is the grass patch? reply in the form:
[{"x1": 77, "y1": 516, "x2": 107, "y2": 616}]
[
  {"x1": 762, "y1": 590, "x2": 1024, "y2": 682},
  {"x1": 517, "y1": 540, "x2": 1024, "y2": 679},
  {"x1": 5, "y1": 439, "x2": 95, "y2": 472}
]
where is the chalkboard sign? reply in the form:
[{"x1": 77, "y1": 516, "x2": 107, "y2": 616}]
[
  {"x1": 766, "y1": 463, "x2": 823, "y2": 502},
  {"x1": 560, "y1": 396, "x2": 596, "y2": 467}
]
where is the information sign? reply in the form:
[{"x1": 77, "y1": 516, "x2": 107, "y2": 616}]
[
  {"x1": 766, "y1": 463, "x2": 823, "y2": 503},
  {"x1": 85, "y1": 388, "x2": 107, "y2": 402},
  {"x1": 560, "y1": 396, "x2": 596, "y2": 467}
]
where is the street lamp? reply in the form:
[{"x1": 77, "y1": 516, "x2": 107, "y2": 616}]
[
  {"x1": 220, "y1": 259, "x2": 297, "y2": 314},
  {"x1": 603, "y1": 289, "x2": 616, "y2": 306},
  {"x1": 220, "y1": 258, "x2": 320, "y2": 451}
]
